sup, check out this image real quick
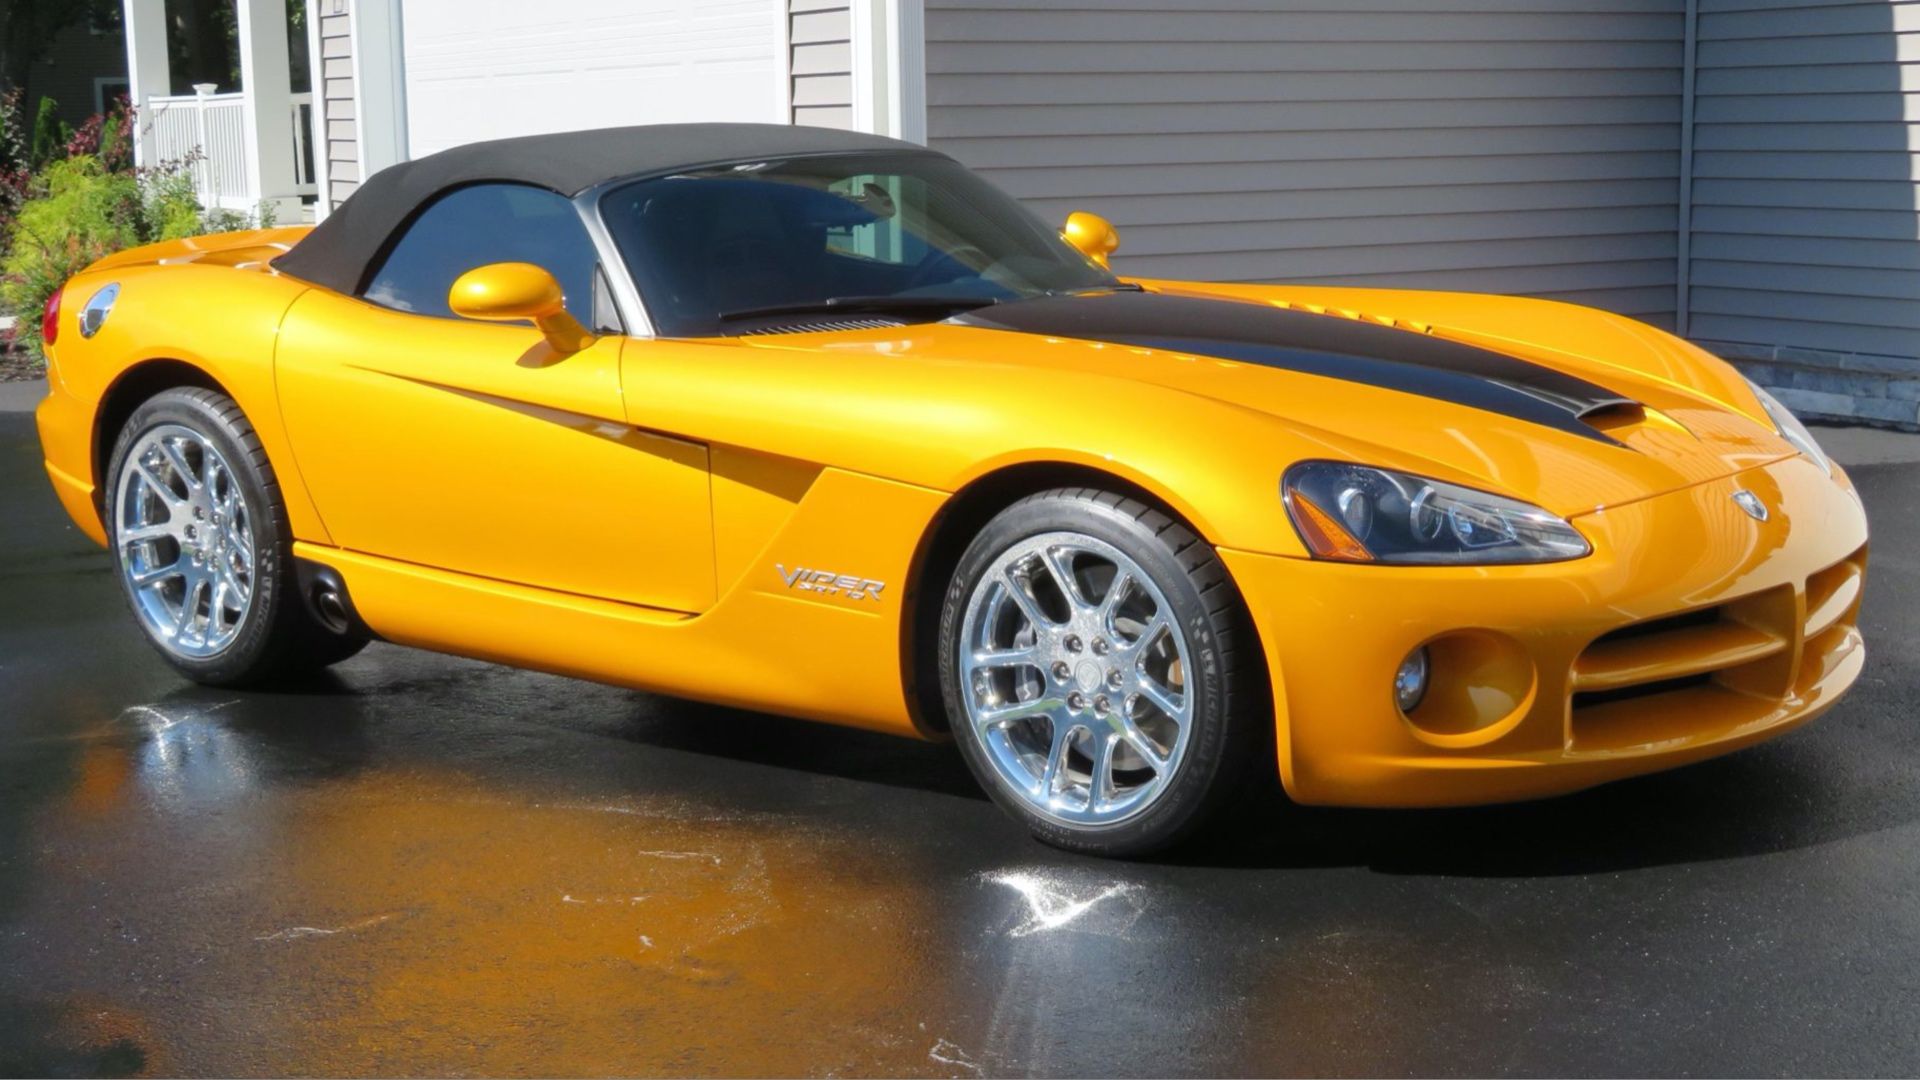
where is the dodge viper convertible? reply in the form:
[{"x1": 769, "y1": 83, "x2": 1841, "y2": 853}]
[{"x1": 35, "y1": 123, "x2": 1867, "y2": 855}]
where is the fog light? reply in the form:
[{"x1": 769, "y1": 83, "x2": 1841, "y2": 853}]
[{"x1": 1394, "y1": 647, "x2": 1430, "y2": 713}]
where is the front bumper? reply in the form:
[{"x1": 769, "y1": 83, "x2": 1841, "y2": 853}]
[{"x1": 1221, "y1": 454, "x2": 1868, "y2": 807}]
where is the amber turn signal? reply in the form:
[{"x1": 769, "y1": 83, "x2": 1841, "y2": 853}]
[{"x1": 1287, "y1": 491, "x2": 1374, "y2": 562}]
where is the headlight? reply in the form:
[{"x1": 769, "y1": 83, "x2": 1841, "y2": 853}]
[
  {"x1": 1746, "y1": 377, "x2": 1832, "y2": 475},
  {"x1": 1282, "y1": 461, "x2": 1591, "y2": 565}
]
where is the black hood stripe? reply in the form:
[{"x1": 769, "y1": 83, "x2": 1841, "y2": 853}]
[{"x1": 955, "y1": 292, "x2": 1634, "y2": 445}]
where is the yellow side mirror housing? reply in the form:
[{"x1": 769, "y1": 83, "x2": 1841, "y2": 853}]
[
  {"x1": 448, "y1": 262, "x2": 596, "y2": 355},
  {"x1": 1061, "y1": 211, "x2": 1121, "y2": 269}
]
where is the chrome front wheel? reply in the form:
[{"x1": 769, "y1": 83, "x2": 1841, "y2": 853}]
[
  {"x1": 113, "y1": 422, "x2": 259, "y2": 660},
  {"x1": 958, "y1": 531, "x2": 1196, "y2": 827}
]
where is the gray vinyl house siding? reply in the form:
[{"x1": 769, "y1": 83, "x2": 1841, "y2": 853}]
[
  {"x1": 1686, "y1": 0, "x2": 1920, "y2": 425},
  {"x1": 790, "y1": 1, "x2": 854, "y2": 130},
  {"x1": 318, "y1": 3, "x2": 360, "y2": 206},
  {"x1": 925, "y1": 1, "x2": 1689, "y2": 329}
]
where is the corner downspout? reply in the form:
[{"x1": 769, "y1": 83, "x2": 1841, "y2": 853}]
[
  {"x1": 303, "y1": 0, "x2": 331, "y2": 218},
  {"x1": 852, "y1": 0, "x2": 883, "y2": 135},
  {"x1": 891, "y1": 0, "x2": 927, "y2": 145},
  {"x1": 1676, "y1": 0, "x2": 1699, "y2": 339},
  {"x1": 350, "y1": 0, "x2": 409, "y2": 172},
  {"x1": 772, "y1": 0, "x2": 793, "y2": 124}
]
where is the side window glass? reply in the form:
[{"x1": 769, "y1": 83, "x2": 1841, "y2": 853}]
[{"x1": 362, "y1": 183, "x2": 597, "y2": 324}]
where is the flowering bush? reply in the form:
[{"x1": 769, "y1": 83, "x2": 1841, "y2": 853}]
[
  {"x1": 0, "y1": 96, "x2": 276, "y2": 372},
  {"x1": 0, "y1": 155, "x2": 205, "y2": 368},
  {"x1": 0, "y1": 90, "x2": 33, "y2": 250},
  {"x1": 63, "y1": 96, "x2": 135, "y2": 173}
]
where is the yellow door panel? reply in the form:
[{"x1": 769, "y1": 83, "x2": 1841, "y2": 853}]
[
  {"x1": 274, "y1": 289, "x2": 715, "y2": 611},
  {"x1": 289, "y1": 465, "x2": 947, "y2": 738}
]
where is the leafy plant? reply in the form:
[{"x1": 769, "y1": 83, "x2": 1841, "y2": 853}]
[
  {"x1": 0, "y1": 90, "x2": 32, "y2": 249},
  {"x1": 99, "y1": 99, "x2": 133, "y2": 174},
  {"x1": 0, "y1": 153, "x2": 231, "y2": 369},
  {"x1": 138, "y1": 156, "x2": 206, "y2": 239},
  {"x1": 63, "y1": 96, "x2": 134, "y2": 172},
  {"x1": 0, "y1": 91, "x2": 284, "y2": 373},
  {"x1": 0, "y1": 89, "x2": 27, "y2": 173},
  {"x1": 29, "y1": 95, "x2": 70, "y2": 167}
]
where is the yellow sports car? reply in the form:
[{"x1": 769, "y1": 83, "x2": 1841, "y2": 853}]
[{"x1": 34, "y1": 123, "x2": 1867, "y2": 855}]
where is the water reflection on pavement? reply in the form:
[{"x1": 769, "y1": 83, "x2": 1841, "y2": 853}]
[{"x1": 4, "y1": 411, "x2": 1919, "y2": 1077}]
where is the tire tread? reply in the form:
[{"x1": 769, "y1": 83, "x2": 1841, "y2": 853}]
[
  {"x1": 107, "y1": 387, "x2": 364, "y2": 686},
  {"x1": 942, "y1": 486, "x2": 1265, "y2": 857}
]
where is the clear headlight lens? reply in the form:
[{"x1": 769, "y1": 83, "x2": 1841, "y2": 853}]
[
  {"x1": 1282, "y1": 461, "x2": 1591, "y2": 565},
  {"x1": 1746, "y1": 377, "x2": 1831, "y2": 475}
]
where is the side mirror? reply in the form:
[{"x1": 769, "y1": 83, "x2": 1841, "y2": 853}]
[
  {"x1": 1061, "y1": 211, "x2": 1120, "y2": 269},
  {"x1": 448, "y1": 262, "x2": 596, "y2": 355}
]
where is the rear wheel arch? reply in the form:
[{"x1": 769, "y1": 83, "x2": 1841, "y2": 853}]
[
  {"x1": 899, "y1": 461, "x2": 1268, "y2": 738},
  {"x1": 103, "y1": 384, "x2": 369, "y2": 684},
  {"x1": 91, "y1": 359, "x2": 227, "y2": 517}
]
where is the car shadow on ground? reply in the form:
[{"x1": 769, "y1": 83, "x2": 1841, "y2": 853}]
[
  {"x1": 1181, "y1": 740, "x2": 1883, "y2": 878},
  {"x1": 594, "y1": 689, "x2": 1916, "y2": 880},
  {"x1": 143, "y1": 653, "x2": 1914, "y2": 882},
  {"x1": 42, "y1": 569, "x2": 1908, "y2": 901}
]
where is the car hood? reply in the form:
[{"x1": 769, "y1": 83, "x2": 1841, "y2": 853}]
[{"x1": 737, "y1": 284, "x2": 1797, "y2": 519}]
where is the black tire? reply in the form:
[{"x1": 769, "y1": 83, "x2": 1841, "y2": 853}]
[
  {"x1": 104, "y1": 387, "x2": 367, "y2": 686},
  {"x1": 937, "y1": 487, "x2": 1263, "y2": 857}
]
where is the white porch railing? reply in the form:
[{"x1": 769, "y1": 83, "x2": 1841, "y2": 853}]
[{"x1": 144, "y1": 90, "x2": 317, "y2": 213}]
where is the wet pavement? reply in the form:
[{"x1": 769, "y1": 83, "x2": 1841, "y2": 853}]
[{"x1": 4, "y1": 402, "x2": 1920, "y2": 1078}]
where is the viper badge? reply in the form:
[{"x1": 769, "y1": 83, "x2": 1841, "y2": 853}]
[{"x1": 776, "y1": 564, "x2": 887, "y2": 602}]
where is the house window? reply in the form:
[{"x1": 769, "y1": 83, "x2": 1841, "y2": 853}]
[{"x1": 94, "y1": 78, "x2": 130, "y2": 115}]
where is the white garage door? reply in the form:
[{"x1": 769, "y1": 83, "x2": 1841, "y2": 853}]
[{"x1": 401, "y1": 0, "x2": 783, "y2": 157}]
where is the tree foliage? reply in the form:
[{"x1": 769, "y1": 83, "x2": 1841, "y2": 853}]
[
  {"x1": 0, "y1": 154, "x2": 210, "y2": 368},
  {"x1": 29, "y1": 96, "x2": 69, "y2": 167},
  {"x1": 1, "y1": 0, "x2": 121, "y2": 106}
]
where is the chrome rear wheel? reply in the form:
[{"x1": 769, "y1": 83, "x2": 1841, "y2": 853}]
[
  {"x1": 114, "y1": 423, "x2": 258, "y2": 660},
  {"x1": 958, "y1": 531, "x2": 1195, "y2": 827}
]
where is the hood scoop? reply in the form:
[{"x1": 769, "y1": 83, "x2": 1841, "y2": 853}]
[
  {"x1": 742, "y1": 316, "x2": 906, "y2": 336},
  {"x1": 1264, "y1": 297, "x2": 1434, "y2": 336},
  {"x1": 957, "y1": 291, "x2": 1642, "y2": 446},
  {"x1": 1578, "y1": 399, "x2": 1699, "y2": 452}
]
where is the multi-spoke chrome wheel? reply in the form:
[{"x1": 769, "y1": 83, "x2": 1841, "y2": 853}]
[
  {"x1": 958, "y1": 531, "x2": 1194, "y2": 826},
  {"x1": 114, "y1": 423, "x2": 258, "y2": 659}
]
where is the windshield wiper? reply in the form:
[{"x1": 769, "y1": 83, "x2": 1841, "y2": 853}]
[{"x1": 717, "y1": 295, "x2": 1002, "y2": 322}]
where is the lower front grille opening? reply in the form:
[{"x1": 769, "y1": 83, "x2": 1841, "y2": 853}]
[
  {"x1": 1572, "y1": 673, "x2": 1714, "y2": 712},
  {"x1": 1588, "y1": 605, "x2": 1722, "y2": 647}
]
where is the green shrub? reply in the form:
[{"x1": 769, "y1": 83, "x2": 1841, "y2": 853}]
[
  {"x1": 0, "y1": 90, "x2": 26, "y2": 173},
  {"x1": 30, "y1": 97, "x2": 70, "y2": 168},
  {"x1": 98, "y1": 107, "x2": 132, "y2": 173},
  {"x1": 0, "y1": 90, "x2": 31, "y2": 251},
  {"x1": 0, "y1": 154, "x2": 219, "y2": 369},
  {"x1": 139, "y1": 159, "x2": 209, "y2": 238}
]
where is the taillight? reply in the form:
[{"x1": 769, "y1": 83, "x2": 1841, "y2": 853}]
[{"x1": 41, "y1": 287, "x2": 62, "y2": 346}]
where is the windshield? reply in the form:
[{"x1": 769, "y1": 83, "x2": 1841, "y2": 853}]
[{"x1": 597, "y1": 152, "x2": 1119, "y2": 337}]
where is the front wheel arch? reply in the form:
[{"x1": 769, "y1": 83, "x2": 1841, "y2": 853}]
[{"x1": 899, "y1": 462, "x2": 1269, "y2": 739}]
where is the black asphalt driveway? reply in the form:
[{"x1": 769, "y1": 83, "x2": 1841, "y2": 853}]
[{"x1": 3, "y1": 395, "x2": 1919, "y2": 1077}]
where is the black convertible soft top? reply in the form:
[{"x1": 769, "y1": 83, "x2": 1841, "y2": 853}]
[{"x1": 272, "y1": 122, "x2": 934, "y2": 296}]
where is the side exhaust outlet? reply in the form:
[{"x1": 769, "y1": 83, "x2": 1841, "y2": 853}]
[
  {"x1": 293, "y1": 559, "x2": 375, "y2": 640},
  {"x1": 312, "y1": 587, "x2": 351, "y2": 635}
]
